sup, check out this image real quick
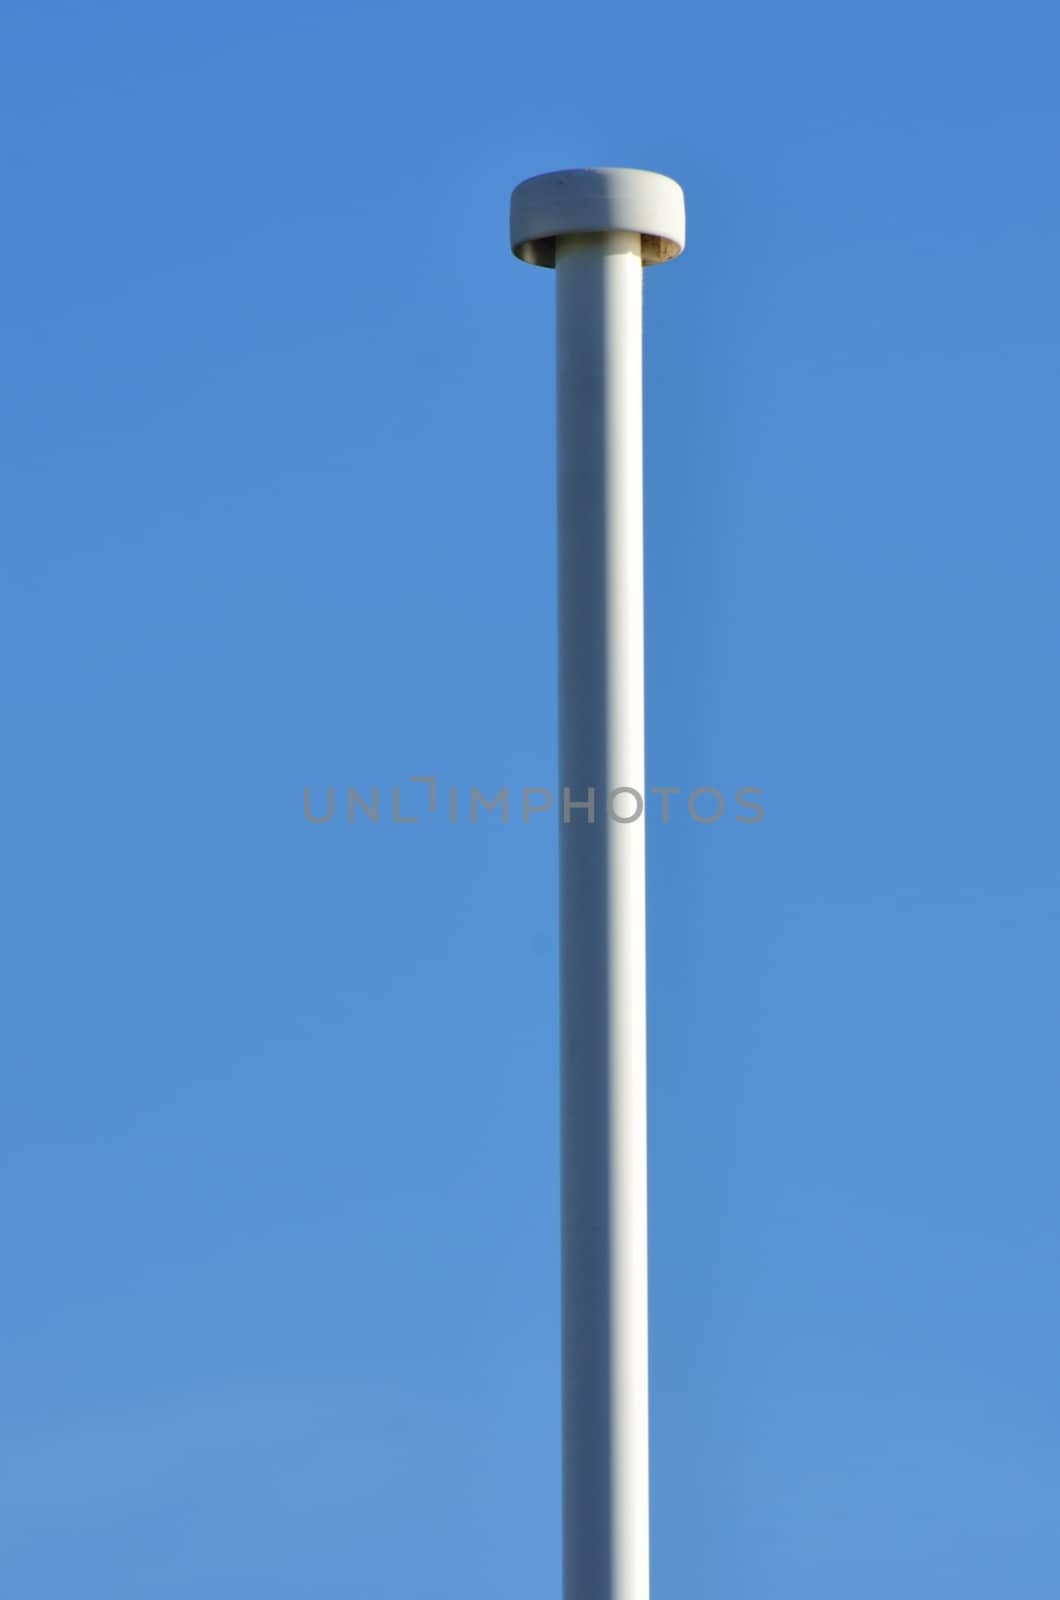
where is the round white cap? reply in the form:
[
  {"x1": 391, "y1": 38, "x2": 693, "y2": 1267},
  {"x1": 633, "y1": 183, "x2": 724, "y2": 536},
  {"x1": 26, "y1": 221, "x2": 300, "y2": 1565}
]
[{"x1": 510, "y1": 167, "x2": 685, "y2": 268}]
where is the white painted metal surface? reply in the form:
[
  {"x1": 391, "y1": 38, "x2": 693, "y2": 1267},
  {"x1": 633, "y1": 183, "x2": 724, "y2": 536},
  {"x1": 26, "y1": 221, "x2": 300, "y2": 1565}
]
[{"x1": 510, "y1": 169, "x2": 685, "y2": 1600}]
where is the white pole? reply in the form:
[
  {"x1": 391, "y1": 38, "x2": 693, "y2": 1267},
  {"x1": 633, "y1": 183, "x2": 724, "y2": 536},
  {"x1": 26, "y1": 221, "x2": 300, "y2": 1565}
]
[{"x1": 510, "y1": 170, "x2": 686, "y2": 1600}]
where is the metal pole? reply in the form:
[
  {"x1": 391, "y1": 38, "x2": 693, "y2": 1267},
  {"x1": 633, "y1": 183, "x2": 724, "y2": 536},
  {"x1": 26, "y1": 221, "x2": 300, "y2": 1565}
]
[{"x1": 510, "y1": 170, "x2": 685, "y2": 1600}]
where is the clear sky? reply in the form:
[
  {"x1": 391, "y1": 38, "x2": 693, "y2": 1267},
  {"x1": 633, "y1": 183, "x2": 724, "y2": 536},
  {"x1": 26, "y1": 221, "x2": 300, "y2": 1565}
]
[{"x1": 3, "y1": 2, "x2": 1059, "y2": 1595}]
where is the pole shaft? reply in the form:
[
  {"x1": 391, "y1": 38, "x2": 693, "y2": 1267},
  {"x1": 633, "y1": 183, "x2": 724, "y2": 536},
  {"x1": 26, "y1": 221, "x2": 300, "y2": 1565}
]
[{"x1": 557, "y1": 230, "x2": 649, "y2": 1600}]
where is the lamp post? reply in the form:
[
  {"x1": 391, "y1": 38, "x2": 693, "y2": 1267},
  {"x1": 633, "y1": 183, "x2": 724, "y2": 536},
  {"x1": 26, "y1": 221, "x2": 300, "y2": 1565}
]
[{"x1": 510, "y1": 168, "x2": 685, "y2": 1600}]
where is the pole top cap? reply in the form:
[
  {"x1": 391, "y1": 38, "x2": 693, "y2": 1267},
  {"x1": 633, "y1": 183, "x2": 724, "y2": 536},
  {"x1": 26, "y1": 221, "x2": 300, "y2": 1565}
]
[{"x1": 510, "y1": 167, "x2": 685, "y2": 268}]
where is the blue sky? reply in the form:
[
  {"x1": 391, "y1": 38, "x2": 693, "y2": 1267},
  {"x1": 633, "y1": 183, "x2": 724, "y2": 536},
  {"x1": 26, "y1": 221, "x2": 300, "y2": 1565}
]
[{"x1": 3, "y1": 2, "x2": 1059, "y2": 1595}]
